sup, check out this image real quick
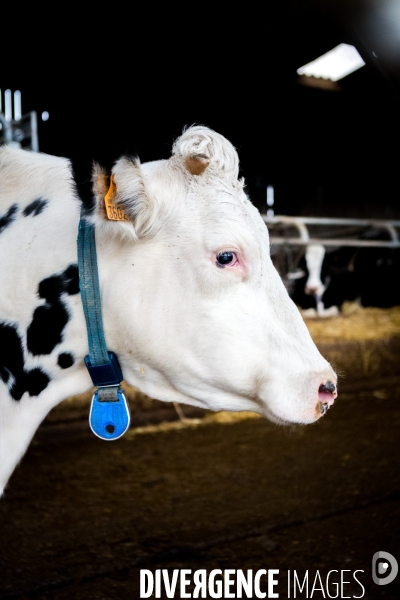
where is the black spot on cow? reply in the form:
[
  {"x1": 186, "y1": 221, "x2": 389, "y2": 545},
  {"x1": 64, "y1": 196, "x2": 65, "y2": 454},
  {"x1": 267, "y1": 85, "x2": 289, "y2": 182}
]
[
  {"x1": 0, "y1": 322, "x2": 50, "y2": 400},
  {"x1": 23, "y1": 198, "x2": 48, "y2": 217},
  {"x1": 27, "y1": 265, "x2": 79, "y2": 356},
  {"x1": 63, "y1": 265, "x2": 80, "y2": 296},
  {"x1": 25, "y1": 369, "x2": 51, "y2": 397},
  {"x1": 0, "y1": 366, "x2": 10, "y2": 383},
  {"x1": 0, "y1": 204, "x2": 18, "y2": 234},
  {"x1": 58, "y1": 352, "x2": 74, "y2": 369}
]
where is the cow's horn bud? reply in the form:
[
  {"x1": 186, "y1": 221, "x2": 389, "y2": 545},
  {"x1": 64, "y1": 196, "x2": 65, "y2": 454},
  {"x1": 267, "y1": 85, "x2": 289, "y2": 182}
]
[{"x1": 185, "y1": 154, "x2": 210, "y2": 176}]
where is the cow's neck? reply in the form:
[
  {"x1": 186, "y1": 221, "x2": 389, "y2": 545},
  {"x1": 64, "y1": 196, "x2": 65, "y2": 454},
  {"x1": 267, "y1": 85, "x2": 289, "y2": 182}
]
[{"x1": 91, "y1": 228, "x2": 184, "y2": 401}]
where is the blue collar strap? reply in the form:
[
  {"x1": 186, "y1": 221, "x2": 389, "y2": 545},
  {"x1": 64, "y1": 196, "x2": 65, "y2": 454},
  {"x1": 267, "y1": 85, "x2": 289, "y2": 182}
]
[{"x1": 77, "y1": 213, "x2": 130, "y2": 440}]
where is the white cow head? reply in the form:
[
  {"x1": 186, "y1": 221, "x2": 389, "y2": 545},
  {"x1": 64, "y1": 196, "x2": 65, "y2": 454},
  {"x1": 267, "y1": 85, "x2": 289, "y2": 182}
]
[{"x1": 90, "y1": 127, "x2": 337, "y2": 424}]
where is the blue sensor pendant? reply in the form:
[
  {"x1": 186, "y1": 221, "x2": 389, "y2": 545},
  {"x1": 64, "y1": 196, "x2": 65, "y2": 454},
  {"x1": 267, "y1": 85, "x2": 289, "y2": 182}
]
[
  {"x1": 78, "y1": 213, "x2": 131, "y2": 442},
  {"x1": 84, "y1": 353, "x2": 130, "y2": 441},
  {"x1": 89, "y1": 387, "x2": 130, "y2": 440}
]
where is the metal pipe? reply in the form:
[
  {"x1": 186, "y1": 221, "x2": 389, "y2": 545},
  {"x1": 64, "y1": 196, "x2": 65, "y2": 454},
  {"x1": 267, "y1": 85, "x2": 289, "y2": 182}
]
[
  {"x1": 263, "y1": 214, "x2": 400, "y2": 249},
  {"x1": 263, "y1": 215, "x2": 400, "y2": 227},
  {"x1": 264, "y1": 215, "x2": 310, "y2": 241},
  {"x1": 0, "y1": 113, "x2": 13, "y2": 144},
  {"x1": 269, "y1": 237, "x2": 400, "y2": 248},
  {"x1": 4, "y1": 89, "x2": 12, "y2": 121},
  {"x1": 14, "y1": 91, "x2": 21, "y2": 122},
  {"x1": 371, "y1": 222, "x2": 399, "y2": 243},
  {"x1": 30, "y1": 111, "x2": 39, "y2": 152}
]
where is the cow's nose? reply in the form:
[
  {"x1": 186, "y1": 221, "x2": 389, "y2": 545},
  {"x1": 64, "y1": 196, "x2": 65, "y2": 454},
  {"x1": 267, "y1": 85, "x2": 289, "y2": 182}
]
[
  {"x1": 320, "y1": 380, "x2": 336, "y2": 394},
  {"x1": 305, "y1": 285, "x2": 321, "y2": 296},
  {"x1": 318, "y1": 380, "x2": 337, "y2": 415}
]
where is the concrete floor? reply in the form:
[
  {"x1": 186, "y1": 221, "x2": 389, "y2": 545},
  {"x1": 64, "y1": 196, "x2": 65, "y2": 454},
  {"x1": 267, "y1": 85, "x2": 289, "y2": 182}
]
[{"x1": 1, "y1": 375, "x2": 400, "y2": 599}]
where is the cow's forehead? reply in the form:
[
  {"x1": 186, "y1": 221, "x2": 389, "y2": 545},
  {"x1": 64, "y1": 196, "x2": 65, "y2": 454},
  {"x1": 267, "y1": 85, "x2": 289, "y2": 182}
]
[
  {"x1": 139, "y1": 155, "x2": 269, "y2": 253},
  {"x1": 140, "y1": 159, "x2": 167, "y2": 177},
  {"x1": 203, "y1": 185, "x2": 268, "y2": 235}
]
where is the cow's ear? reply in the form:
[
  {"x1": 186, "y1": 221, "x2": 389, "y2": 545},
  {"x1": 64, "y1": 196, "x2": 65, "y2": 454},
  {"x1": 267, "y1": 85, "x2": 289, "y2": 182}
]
[
  {"x1": 92, "y1": 157, "x2": 149, "y2": 237},
  {"x1": 185, "y1": 154, "x2": 210, "y2": 176},
  {"x1": 172, "y1": 125, "x2": 239, "y2": 181}
]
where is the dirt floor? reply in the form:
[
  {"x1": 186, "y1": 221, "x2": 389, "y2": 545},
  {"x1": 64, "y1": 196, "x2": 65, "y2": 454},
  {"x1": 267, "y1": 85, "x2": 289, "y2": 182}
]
[{"x1": 1, "y1": 307, "x2": 400, "y2": 599}]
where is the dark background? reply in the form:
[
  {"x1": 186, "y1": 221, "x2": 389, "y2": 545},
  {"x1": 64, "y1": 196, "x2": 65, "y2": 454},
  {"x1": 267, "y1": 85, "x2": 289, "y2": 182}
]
[{"x1": 2, "y1": 0, "x2": 400, "y2": 218}]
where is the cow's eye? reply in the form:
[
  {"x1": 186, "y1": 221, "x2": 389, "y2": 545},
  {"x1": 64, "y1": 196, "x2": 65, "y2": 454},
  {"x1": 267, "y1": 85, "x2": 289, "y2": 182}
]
[{"x1": 216, "y1": 251, "x2": 237, "y2": 267}]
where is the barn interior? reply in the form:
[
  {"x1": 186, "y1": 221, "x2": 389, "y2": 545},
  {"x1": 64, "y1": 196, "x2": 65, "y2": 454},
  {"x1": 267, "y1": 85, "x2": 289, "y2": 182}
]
[{"x1": 1, "y1": 1, "x2": 400, "y2": 598}]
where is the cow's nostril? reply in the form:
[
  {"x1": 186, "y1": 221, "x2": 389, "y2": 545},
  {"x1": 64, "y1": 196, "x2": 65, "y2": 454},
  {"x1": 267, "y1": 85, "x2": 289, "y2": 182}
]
[
  {"x1": 305, "y1": 287, "x2": 317, "y2": 295},
  {"x1": 319, "y1": 380, "x2": 336, "y2": 394}
]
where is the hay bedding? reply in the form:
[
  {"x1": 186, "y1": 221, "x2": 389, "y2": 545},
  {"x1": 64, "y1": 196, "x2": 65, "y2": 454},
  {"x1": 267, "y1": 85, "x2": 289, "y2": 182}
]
[
  {"x1": 303, "y1": 302, "x2": 400, "y2": 343},
  {"x1": 302, "y1": 303, "x2": 400, "y2": 384}
]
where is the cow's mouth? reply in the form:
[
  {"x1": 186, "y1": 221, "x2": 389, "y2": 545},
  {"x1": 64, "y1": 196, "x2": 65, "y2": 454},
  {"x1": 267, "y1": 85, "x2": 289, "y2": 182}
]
[{"x1": 318, "y1": 380, "x2": 337, "y2": 415}]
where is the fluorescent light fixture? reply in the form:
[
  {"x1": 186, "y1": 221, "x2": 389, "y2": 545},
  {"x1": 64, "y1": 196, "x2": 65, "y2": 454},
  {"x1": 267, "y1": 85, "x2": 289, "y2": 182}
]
[{"x1": 297, "y1": 43, "x2": 365, "y2": 81}]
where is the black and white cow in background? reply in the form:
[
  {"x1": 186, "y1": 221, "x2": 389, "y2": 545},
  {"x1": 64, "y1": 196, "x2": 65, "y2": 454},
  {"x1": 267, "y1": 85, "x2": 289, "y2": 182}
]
[
  {"x1": 0, "y1": 127, "x2": 337, "y2": 495},
  {"x1": 288, "y1": 243, "x2": 400, "y2": 317}
]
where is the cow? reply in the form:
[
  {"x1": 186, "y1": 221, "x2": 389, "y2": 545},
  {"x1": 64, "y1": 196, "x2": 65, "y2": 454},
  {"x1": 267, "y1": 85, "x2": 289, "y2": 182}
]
[
  {"x1": 290, "y1": 243, "x2": 400, "y2": 316},
  {"x1": 292, "y1": 245, "x2": 342, "y2": 317},
  {"x1": 0, "y1": 126, "x2": 337, "y2": 495}
]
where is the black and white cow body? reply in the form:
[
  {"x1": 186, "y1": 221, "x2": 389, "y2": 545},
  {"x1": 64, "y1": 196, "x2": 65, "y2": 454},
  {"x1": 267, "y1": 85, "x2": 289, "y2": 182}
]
[
  {"x1": 0, "y1": 150, "x2": 91, "y2": 491},
  {"x1": 0, "y1": 127, "x2": 337, "y2": 495},
  {"x1": 290, "y1": 243, "x2": 400, "y2": 315}
]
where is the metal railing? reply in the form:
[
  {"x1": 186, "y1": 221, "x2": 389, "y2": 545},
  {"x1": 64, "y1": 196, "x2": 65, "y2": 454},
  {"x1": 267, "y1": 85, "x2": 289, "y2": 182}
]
[
  {"x1": 262, "y1": 215, "x2": 400, "y2": 248},
  {"x1": 0, "y1": 110, "x2": 39, "y2": 151},
  {"x1": 1, "y1": 90, "x2": 39, "y2": 151}
]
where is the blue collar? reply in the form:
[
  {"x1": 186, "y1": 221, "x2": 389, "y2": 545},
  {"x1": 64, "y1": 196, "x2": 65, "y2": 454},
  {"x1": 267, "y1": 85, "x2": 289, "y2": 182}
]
[{"x1": 77, "y1": 213, "x2": 130, "y2": 440}]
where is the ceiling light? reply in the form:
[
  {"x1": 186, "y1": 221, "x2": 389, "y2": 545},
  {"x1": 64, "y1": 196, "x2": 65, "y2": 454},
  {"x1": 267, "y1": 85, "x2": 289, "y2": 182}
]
[{"x1": 297, "y1": 43, "x2": 365, "y2": 82}]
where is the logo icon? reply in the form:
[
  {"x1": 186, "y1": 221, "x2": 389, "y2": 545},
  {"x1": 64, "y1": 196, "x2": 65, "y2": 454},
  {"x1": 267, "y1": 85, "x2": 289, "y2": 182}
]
[{"x1": 372, "y1": 551, "x2": 398, "y2": 586}]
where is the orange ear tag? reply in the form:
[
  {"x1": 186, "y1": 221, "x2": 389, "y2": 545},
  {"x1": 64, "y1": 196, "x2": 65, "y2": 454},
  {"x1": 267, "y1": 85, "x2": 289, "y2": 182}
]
[{"x1": 104, "y1": 176, "x2": 129, "y2": 221}]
